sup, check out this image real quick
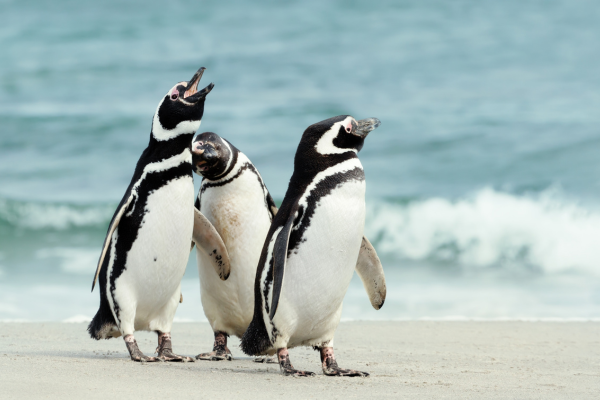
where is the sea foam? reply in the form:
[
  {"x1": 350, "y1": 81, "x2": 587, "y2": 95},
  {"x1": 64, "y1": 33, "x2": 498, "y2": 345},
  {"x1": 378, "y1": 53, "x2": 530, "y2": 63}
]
[
  {"x1": 367, "y1": 188, "x2": 600, "y2": 275},
  {"x1": 0, "y1": 198, "x2": 113, "y2": 230}
]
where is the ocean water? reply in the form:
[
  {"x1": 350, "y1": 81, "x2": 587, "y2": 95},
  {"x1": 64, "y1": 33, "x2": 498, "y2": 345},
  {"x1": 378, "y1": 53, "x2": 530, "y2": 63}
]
[{"x1": 1, "y1": 0, "x2": 599, "y2": 322}]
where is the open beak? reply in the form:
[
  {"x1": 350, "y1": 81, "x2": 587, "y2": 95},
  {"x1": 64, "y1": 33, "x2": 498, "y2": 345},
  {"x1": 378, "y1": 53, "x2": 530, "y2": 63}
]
[
  {"x1": 183, "y1": 67, "x2": 214, "y2": 102},
  {"x1": 354, "y1": 118, "x2": 381, "y2": 138}
]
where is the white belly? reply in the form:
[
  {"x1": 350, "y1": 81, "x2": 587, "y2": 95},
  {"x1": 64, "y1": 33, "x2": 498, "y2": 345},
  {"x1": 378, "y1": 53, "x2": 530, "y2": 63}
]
[
  {"x1": 274, "y1": 179, "x2": 365, "y2": 348},
  {"x1": 196, "y1": 170, "x2": 272, "y2": 337},
  {"x1": 113, "y1": 176, "x2": 194, "y2": 329}
]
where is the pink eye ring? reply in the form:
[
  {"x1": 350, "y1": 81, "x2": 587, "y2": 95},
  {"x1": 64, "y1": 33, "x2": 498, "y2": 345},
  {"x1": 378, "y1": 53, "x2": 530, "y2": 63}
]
[
  {"x1": 171, "y1": 91, "x2": 179, "y2": 100},
  {"x1": 345, "y1": 121, "x2": 352, "y2": 133}
]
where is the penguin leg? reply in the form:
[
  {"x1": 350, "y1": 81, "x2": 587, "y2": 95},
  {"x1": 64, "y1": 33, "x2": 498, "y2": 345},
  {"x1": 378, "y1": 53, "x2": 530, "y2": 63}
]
[
  {"x1": 254, "y1": 355, "x2": 277, "y2": 363},
  {"x1": 196, "y1": 331, "x2": 233, "y2": 361},
  {"x1": 318, "y1": 347, "x2": 369, "y2": 377},
  {"x1": 277, "y1": 348, "x2": 315, "y2": 377},
  {"x1": 124, "y1": 334, "x2": 160, "y2": 362},
  {"x1": 156, "y1": 332, "x2": 195, "y2": 362}
]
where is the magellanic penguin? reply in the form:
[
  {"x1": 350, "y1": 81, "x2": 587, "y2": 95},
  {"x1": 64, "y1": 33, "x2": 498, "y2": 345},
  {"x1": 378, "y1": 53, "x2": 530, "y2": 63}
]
[
  {"x1": 191, "y1": 132, "x2": 278, "y2": 362},
  {"x1": 240, "y1": 115, "x2": 386, "y2": 376},
  {"x1": 87, "y1": 68, "x2": 231, "y2": 362}
]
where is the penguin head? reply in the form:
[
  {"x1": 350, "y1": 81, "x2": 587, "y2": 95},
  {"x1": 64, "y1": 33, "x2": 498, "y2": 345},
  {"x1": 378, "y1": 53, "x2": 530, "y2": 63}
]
[
  {"x1": 307, "y1": 115, "x2": 381, "y2": 156},
  {"x1": 151, "y1": 67, "x2": 214, "y2": 141},
  {"x1": 191, "y1": 132, "x2": 235, "y2": 179}
]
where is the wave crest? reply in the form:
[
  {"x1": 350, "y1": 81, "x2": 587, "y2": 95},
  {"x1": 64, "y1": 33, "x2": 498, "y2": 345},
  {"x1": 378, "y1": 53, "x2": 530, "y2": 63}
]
[
  {"x1": 0, "y1": 198, "x2": 113, "y2": 230},
  {"x1": 367, "y1": 188, "x2": 600, "y2": 275}
]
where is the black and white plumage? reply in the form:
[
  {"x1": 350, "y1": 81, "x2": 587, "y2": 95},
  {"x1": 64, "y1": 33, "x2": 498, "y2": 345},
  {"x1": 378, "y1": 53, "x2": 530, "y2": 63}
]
[
  {"x1": 191, "y1": 132, "x2": 277, "y2": 361},
  {"x1": 240, "y1": 115, "x2": 386, "y2": 377},
  {"x1": 87, "y1": 67, "x2": 228, "y2": 362}
]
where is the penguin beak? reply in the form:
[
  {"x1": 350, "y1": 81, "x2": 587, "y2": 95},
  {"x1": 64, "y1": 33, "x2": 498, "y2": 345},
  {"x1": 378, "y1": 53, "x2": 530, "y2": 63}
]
[
  {"x1": 183, "y1": 67, "x2": 214, "y2": 102},
  {"x1": 353, "y1": 118, "x2": 381, "y2": 138},
  {"x1": 192, "y1": 142, "x2": 218, "y2": 171}
]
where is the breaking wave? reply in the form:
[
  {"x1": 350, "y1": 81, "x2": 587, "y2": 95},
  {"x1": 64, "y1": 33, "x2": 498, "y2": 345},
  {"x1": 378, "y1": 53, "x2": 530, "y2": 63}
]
[
  {"x1": 367, "y1": 188, "x2": 600, "y2": 275},
  {"x1": 3, "y1": 189, "x2": 600, "y2": 276},
  {"x1": 0, "y1": 198, "x2": 113, "y2": 230}
]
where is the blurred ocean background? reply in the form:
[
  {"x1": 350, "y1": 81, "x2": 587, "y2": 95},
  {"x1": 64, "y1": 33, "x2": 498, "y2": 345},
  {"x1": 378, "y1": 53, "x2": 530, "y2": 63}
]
[{"x1": 1, "y1": 0, "x2": 599, "y2": 322}]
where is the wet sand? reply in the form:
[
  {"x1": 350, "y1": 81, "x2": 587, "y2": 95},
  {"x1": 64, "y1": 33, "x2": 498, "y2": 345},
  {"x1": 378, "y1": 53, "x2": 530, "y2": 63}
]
[{"x1": 1, "y1": 321, "x2": 598, "y2": 399}]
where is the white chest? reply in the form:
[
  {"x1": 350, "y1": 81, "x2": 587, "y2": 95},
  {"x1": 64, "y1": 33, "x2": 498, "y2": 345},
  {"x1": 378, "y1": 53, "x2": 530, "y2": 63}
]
[{"x1": 124, "y1": 176, "x2": 195, "y2": 293}]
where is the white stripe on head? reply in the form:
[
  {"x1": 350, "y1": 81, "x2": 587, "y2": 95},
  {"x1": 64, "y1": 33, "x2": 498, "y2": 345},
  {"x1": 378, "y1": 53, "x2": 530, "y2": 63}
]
[
  {"x1": 151, "y1": 99, "x2": 202, "y2": 141},
  {"x1": 212, "y1": 139, "x2": 234, "y2": 179},
  {"x1": 314, "y1": 116, "x2": 357, "y2": 155},
  {"x1": 152, "y1": 83, "x2": 201, "y2": 142}
]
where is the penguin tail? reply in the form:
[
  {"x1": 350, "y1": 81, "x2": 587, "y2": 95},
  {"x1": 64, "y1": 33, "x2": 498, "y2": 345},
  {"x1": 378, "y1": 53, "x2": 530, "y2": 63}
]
[
  {"x1": 240, "y1": 314, "x2": 272, "y2": 356},
  {"x1": 87, "y1": 301, "x2": 119, "y2": 340}
]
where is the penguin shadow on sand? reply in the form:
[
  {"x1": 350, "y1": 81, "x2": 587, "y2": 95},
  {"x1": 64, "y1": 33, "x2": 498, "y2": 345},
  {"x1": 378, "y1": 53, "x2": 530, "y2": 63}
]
[
  {"x1": 236, "y1": 115, "x2": 387, "y2": 377},
  {"x1": 87, "y1": 67, "x2": 231, "y2": 363}
]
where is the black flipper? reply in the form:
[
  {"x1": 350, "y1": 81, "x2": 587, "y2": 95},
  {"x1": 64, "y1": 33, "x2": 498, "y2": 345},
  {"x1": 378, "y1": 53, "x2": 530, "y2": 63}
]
[{"x1": 269, "y1": 210, "x2": 295, "y2": 320}]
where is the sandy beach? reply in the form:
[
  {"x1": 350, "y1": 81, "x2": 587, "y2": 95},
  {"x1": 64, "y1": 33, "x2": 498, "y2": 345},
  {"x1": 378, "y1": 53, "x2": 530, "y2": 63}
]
[{"x1": 0, "y1": 321, "x2": 598, "y2": 399}]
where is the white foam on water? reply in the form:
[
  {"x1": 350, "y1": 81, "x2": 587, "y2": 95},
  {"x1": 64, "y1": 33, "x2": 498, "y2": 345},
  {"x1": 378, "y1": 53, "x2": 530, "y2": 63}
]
[
  {"x1": 367, "y1": 188, "x2": 600, "y2": 275},
  {"x1": 0, "y1": 198, "x2": 113, "y2": 230}
]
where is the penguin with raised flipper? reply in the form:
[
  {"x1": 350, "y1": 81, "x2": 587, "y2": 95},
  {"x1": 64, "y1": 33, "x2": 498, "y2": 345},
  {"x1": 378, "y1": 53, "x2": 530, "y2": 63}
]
[
  {"x1": 190, "y1": 132, "x2": 278, "y2": 362},
  {"x1": 87, "y1": 67, "x2": 231, "y2": 362},
  {"x1": 240, "y1": 115, "x2": 386, "y2": 376}
]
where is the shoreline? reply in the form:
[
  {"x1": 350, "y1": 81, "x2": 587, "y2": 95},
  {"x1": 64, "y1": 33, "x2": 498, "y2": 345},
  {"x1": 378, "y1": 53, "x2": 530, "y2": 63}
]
[{"x1": 1, "y1": 321, "x2": 598, "y2": 399}]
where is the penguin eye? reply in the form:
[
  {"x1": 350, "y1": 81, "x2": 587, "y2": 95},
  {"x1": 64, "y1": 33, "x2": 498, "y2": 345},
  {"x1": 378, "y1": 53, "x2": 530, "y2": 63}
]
[
  {"x1": 171, "y1": 91, "x2": 179, "y2": 101},
  {"x1": 345, "y1": 122, "x2": 352, "y2": 133}
]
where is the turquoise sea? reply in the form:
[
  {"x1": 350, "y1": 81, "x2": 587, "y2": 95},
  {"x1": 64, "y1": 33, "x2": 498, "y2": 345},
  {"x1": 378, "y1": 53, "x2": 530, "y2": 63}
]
[{"x1": 1, "y1": 0, "x2": 599, "y2": 321}]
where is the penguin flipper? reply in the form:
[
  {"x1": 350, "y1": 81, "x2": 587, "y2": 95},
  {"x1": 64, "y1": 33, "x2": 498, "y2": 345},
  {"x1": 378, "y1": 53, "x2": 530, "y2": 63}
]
[
  {"x1": 193, "y1": 207, "x2": 231, "y2": 280},
  {"x1": 355, "y1": 236, "x2": 386, "y2": 310},
  {"x1": 91, "y1": 193, "x2": 135, "y2": 292},
  {"x1": 269, "y1": 212, "x2": 295, "y2": 320}
]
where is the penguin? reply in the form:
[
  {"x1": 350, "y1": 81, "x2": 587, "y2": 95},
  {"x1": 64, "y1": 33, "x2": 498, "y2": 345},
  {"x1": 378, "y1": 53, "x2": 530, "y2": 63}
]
[
  {"x1": 190, "y1": 132, "x2": 278, "y2": 362},
  {"x1": 240, "y1": 115, "x2": 386, "y2": 376},
  {"x1": 87, "y1": 67, "x2": 231, "y2": 362}
]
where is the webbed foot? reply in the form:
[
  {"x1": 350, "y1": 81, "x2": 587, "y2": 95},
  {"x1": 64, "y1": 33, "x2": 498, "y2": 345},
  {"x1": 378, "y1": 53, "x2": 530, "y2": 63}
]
[
  {"x1": 319, "y1": 347, "x2": 369, "y2": 377},
  {"x1": 156, "y1": 332, "x2": 194, "y2": 362},
  {"x1": 277, "y1": 348, "x2": 315, "y2": 377},
  {"x1": 124, "y1": 335, "x2": 160, "y2": 362},
  {"x1": 196, "y1": 331, "x2": 232, "y2": 361}
]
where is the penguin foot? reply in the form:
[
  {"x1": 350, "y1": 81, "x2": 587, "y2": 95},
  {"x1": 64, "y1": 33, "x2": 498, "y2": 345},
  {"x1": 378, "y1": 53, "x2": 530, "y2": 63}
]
[
  {"x1": 319, "y1": 347, "x2": 369, "y2": 377},
  {"x1": 196, "y1": 331, "x2": 232, "y2": 361},
  {"x1": 196, "y1": 350, "x2": 232, "y2": 361},
  {"x1": 254, "y1": 355, "x2": 277, "y2": 364},
  {"x1": 156, "y1": 332, "x2": 194, "y2": 363},
  {"x1": 277, "y1": 348, "x2": 315, "y2": 377},
  {"x1": 124, "y1": 335, "x2": 160, "y2": 363}
]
